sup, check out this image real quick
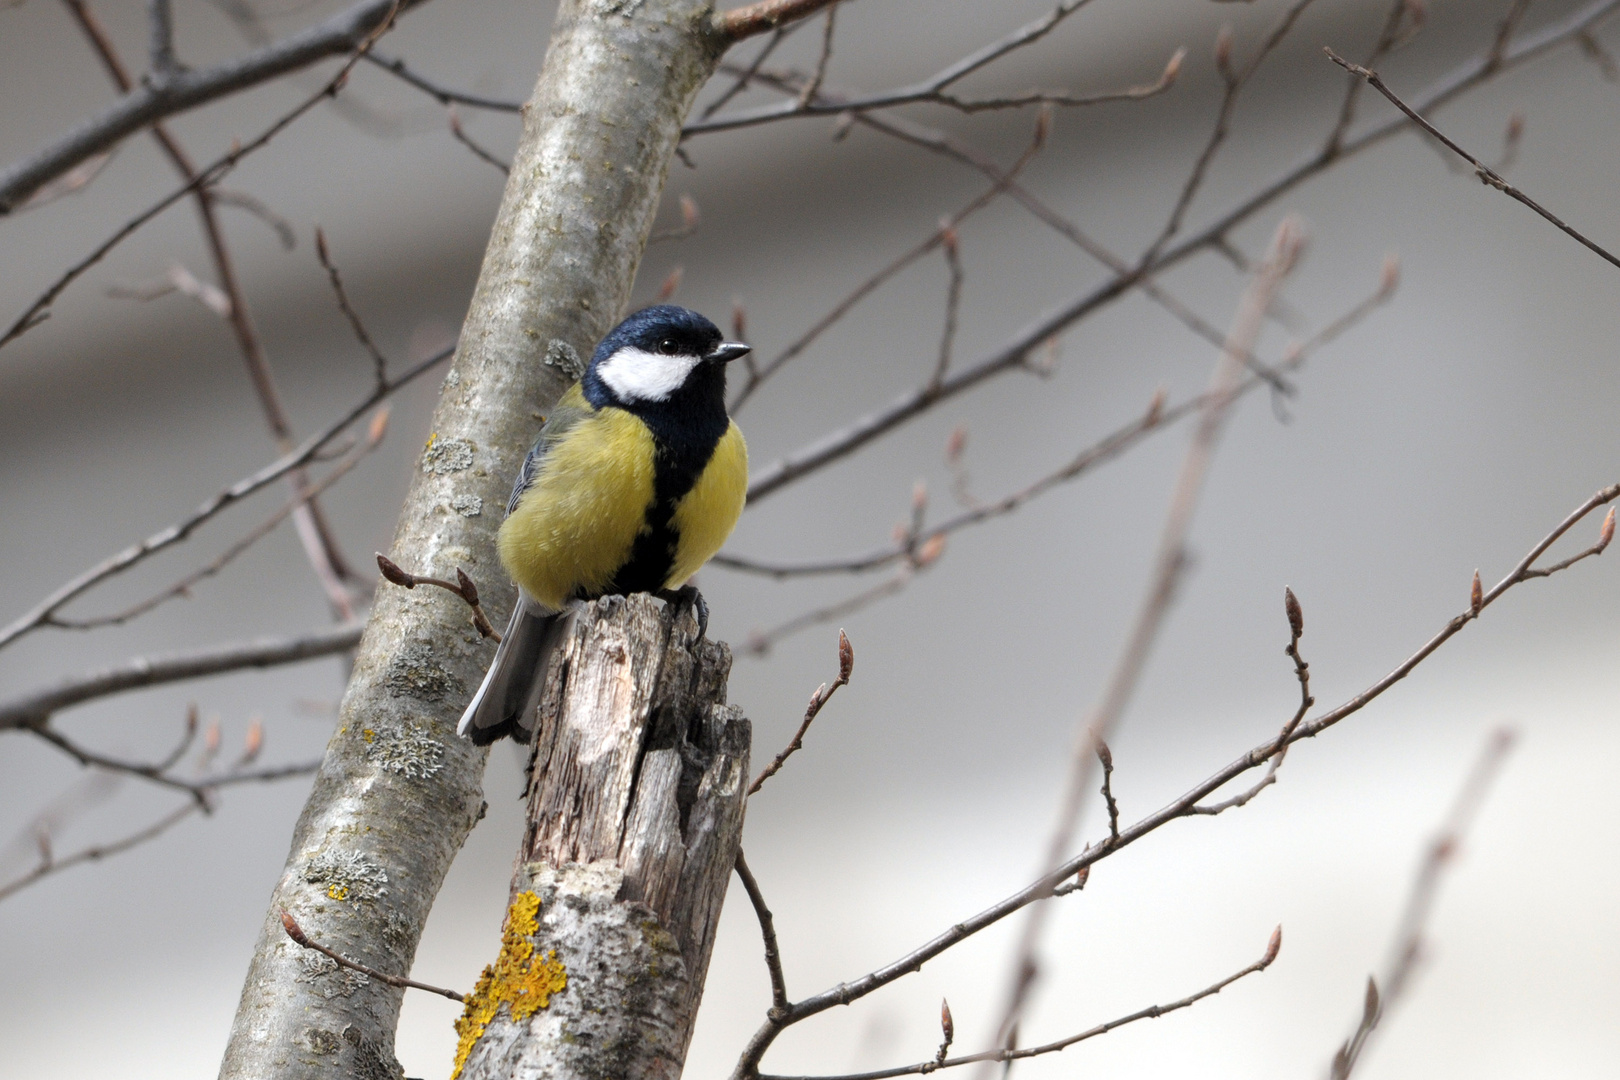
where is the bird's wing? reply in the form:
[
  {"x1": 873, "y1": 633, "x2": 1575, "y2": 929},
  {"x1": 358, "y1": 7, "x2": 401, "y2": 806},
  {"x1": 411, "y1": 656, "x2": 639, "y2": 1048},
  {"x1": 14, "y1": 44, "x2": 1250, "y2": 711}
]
[{"x1": 506, "y1": 383, "x2": 593, "y2": 516}]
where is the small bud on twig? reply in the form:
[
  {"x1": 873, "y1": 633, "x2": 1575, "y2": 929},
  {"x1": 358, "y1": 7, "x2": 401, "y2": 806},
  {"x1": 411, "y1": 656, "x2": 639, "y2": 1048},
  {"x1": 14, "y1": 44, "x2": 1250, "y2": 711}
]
[
  {"x1": 1033, "y1": 103, "x2": 1052, "y2": 147},
  {"x1": 241, "y1": 718, "x2": 263, "y2": 765},
  {"x1": 934, "y1": 998, "x2": 954, "y2": 1065},
  {"x1": 939, "y1": 222, "x2": 959, "y2": 259},
  {"x1": 732, "y1": 299, "x2": 748, "y2": 344},
  {"x1": 1600, "y1": 507, "x2": 1615, "y2": 551},
  {"x1": 1362, "y1": 976, "x2": 1380, "y2": 1024},
  {"x1": 1380, "y1": 252, "x2": 1401, "y2": 297},
  {"x1": 678, "y1": 193, "x2": 700, "y2": 232},
  {"x1": 1096, "y1": 740, "x2": 1112, "y2": 769},
  {"x1": 657, "y1": 266, "x2": 684, "y2": 302},
  {"x1": 915, "y1": 534, "x2": 947, "y2": 567},
  {"x1": 1262, "y1": 924, "x2": 1283, "y2": 967},
  {"x1": 945, "y1": 424, "x2": 968, "y2": 465},
  {"x1": 367, "y1": 406, "x2": 391, "y2": 445},
  {"x1": 1145, "y1": 385, "x2": 1166, "y2": 427},
  {"x1": 837, "y1": 629, "x2": 854, "y2": 684},
  {"x1": 455, "y1": 568, "x2": 480, "y2": 607},
  {"x1": 1284, "y1": 586, "x2": 1304, "y2": 639},
  {"x1": 1470, "y1": 570, "x2": 1483, "y2": 616},
  {"x1": 1162, "y1": 46, "x2": 1186, "y2": 87},
  {"x1": 912, "y1": 479, "x2": 929, "y2": 515},
  {"x1": 376, "y1": 553, "x2": 415, "y2": 588},
  {"x1": 280, "y1": 910, "x2": 311, "y2": 947}
]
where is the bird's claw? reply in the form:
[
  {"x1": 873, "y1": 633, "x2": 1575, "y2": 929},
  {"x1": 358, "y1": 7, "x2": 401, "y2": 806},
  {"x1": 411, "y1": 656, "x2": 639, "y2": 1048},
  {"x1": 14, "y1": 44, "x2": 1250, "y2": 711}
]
[{"x1": 658, "y1": 585, "x2": 709, "y2": 643}]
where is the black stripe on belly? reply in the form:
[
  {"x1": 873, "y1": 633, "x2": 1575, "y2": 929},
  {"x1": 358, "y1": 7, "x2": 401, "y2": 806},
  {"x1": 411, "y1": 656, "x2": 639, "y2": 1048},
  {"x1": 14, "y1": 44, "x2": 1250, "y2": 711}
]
[{"x1": 599, "y1": 403, "x2": 726, "y2": 598}]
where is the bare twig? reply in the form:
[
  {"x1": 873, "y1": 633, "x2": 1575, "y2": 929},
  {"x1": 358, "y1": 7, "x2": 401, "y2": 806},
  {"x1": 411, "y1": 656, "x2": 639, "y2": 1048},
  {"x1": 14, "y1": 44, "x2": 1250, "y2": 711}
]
[
  {"x1": 1325, "y1": 47, "x2": 1620, "y2": 271},
  {"x1": 699, "y1": 2, "x2": 1182, "y2": 132},
  {"x1": 1329, "y1": 728, "x2": 1517, "y2": 1078},
  {"x1": 63, "y1": 0, "x2": 362, "y2": 617},
  {"x1": 727, "y1": 483, "x2": 1618, "y2": 1080},
  {"x1": 734, "y1": 850, "x2": 790, "y2": 1017},
  {"x1": 362, "y1": 48, "x2": 524, "y2": 111},
  {"x1": 315, "y1": 228, "x2": 391, "y2": 388},
  {"x1": 700, "y1": 24, "x2": 798, "y2": 120},
  {"x1": 749, "y1": 630, "x2": 853, "y2": 793},
  {"x1": 0, "y1": 623, "x2": 364, "y2": 731},
  {"x1": 2, "y1": 0, "x2": 405, "y2": 350},
  {"x1": 930, "y1": 226, "x2": 964, "y2": 392},
  {"x1": 798, "y1": 4, "x2": 837, "y2": 106},
  {"x1": 983, "y1": 217, "x2": 1305, "y2": 1057},
  {"x1": 755, "y1": 927, "x2": 1282, "y2": 1080},
  {"x1": 720, "y1": 263, "x2": 1394, "y2": 583},
  {"x1": 0, "y1": 802, "x2": 198, "y2": 903},
  {"x1": 0, "y1": 0, "x2": 421, "y2": 211},
  {"x1": 447, "y1": 105, "x2": 512, "y2": 174},
  {"x1": 649, "y1": 194, "x2": 701, "y2": 243},
  {"x1": 718, "y1": 0, "x2": 842, "y2": 41},
  {"x1": 741, "y1": 0, "x2": 1617, "y2": 504},
  {"x1": 1096, "y1": 742, "x2": 1119, "y2": 845},
  {"x1": 0, "y1": 342, "x2": 450, "y2": 652},
  {"x1": 375, "y1": 555, "x2": 502, "y2": 641},
  {"x1": 53, "y1": 411, "x2": 390, "y2": 631},
  {"x1": 147, "y1": 0, "x2": 177, "y2": 78},
  {"x1": 280, "y1": 911, "x2": 465, "y2": 1001}
]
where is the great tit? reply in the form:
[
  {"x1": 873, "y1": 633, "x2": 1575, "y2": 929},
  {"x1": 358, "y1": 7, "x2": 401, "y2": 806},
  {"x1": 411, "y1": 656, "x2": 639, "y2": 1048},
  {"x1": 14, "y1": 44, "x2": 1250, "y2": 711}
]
[{"x1": 456, "y1": 305, "x2": 751, "y2": 745}]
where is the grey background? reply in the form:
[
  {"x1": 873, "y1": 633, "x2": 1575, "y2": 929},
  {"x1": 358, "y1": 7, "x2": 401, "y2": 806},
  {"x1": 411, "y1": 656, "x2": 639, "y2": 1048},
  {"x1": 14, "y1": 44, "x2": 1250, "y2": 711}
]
[{"x1": 1, "y1": 0, "x2": 1618, "y2": 1077}]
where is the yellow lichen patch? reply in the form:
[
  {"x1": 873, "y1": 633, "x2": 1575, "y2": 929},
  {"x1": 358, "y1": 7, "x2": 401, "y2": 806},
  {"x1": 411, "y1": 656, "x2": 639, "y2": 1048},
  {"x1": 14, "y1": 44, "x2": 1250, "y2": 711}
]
[
  {"x1": 326, "y1": 885, "x2": 348, "y2": 901},
  {"x1": 450, "y1": 890, "x2": 567, "y2": 1080}
]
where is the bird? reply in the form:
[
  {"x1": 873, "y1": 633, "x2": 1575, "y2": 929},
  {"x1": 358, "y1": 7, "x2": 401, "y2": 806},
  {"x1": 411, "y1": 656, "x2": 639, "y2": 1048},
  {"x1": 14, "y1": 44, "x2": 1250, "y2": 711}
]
[{"x1": 456, "y1": 305, "x2": 751, "y2": 745}]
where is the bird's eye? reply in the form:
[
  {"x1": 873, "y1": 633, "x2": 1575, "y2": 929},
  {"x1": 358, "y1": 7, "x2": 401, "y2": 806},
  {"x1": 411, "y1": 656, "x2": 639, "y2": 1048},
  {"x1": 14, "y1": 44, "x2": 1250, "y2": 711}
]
[{"x1": 657, "y1": 339, "x2": 678, "y2": 355}]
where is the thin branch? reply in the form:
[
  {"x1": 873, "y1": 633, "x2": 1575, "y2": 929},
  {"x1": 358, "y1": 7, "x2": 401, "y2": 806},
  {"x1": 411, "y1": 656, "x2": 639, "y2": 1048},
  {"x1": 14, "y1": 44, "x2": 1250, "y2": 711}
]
[
  {"x1": 985, "y1": 217, "x2": 1305, "y2": 1055},
  {"x1": 730, "y1": 110, "x2": 1049, "y2": 412},
  {"x1": 1330, "y1": 728, "x2": 1517, "y2": 1079},
  {"x1": 0, "y1": 624, "x2": 364, "y2": 731},
  {"x1": 24, "y1": 723, "x2": 318, "y2": 804},
  {"x1": 0, "y1": 342, "x2": 450, "y2": 652},
  {"x1": 375, "y1": 555, "x2": 502, "y2": 642},
  {"x1": 700, "y1": 24, "x2": 797, "y2": 120},
  {"x1": 53, "y1": 412, "x2": 390, "y2": 631},
  {"x1": 758, "y1": 927, "x2": 1282, "y2": 1080},
  {"x1": 64, "y1": 0, "x2": 363, "y2": 617},
  {"x1": 722, "y1": 263, "x2": 1394, "y2": 581},
  {"x1": 742, "y1": 0, "x2": 1620, "y2": 505},
  {"x1": 727, "y1": 483, "x2": 1618, "y2": 1080},
  {"x1": 446, "y1": 105, "x2": 512, "y2": 174},
  {"x1": 315, "y1": 228, "x2": 391, "y2": 388},
  {"x1": 147, "y1": 0, "x2": 177, "y2": 78},
  {"x1": 280, "y1": 911, "x2": 465, "y2": 1001},
  {"x1": 717, "y1": 0, "x2": 842, "y2": 41},
  {"x1": 798, "y1": 4, "x2": 837, "y2": 106},
  {"x1": 0, "y1": 802, "x2": 197, "y2": 903},
  {"x1": 734, "y1": 850, "x2": 790, "y2": 1017},
  {"x1": 694, "y1": 3, "x2": 1181, "y2": 134},
  {"x1": 1096, "y1": 742, "x2": 1119, "y2": 845},
  {"x1": 930, "y1": 227, "x2": 964, "y2": 392},
  {"x1": 1145, "y1": 1, "x2": 1320, "y2": 261},
  {"x1": 748, "y1": 630, "x2": 853, "y2": 794},
  {"x1": 2, "y1": 0, "x2": 405, "y2": 350},
  {"x1": 361, "y1": 49, "x2": 524, "y2": 112},
  {"x1": 1325, "y1": 47, "x2": 1620, "y2": 271},
  {"x1": 0, "y1": 0, "x2": 422, "y2": 212}
]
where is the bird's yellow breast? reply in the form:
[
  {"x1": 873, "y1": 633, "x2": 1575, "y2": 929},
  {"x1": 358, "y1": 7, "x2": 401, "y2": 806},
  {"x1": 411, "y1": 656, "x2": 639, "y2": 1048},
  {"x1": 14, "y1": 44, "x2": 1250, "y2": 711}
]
[
  {"x1": 668, "y1": 420, "x2": 748, "y2": 588},
  {"x1": 497, "y1": 406, "x2": 656, "y2": 610}
]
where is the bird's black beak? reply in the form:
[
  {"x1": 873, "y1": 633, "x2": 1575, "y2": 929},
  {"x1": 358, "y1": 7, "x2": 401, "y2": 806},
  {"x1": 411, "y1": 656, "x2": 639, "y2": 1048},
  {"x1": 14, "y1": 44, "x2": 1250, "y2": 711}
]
[{"x1": 707, "y1": 341, "x2": 751, "y2": 364}]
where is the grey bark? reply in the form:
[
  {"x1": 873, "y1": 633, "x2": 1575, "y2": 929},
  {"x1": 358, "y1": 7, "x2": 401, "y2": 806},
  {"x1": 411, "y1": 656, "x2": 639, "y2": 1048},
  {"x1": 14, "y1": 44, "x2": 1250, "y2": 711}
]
[
  {"x1": 458, "y1": 595, "x2": 749, "y2": 1080},
  {"x1": 218, "y1": 3, "x2": 731, "y2": 1078}
]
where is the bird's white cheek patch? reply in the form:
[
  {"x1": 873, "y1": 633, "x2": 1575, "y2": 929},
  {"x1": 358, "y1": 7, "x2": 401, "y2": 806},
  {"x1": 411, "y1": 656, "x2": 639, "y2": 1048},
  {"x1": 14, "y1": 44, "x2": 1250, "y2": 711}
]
[{"x1": 597, "y1": 347, "x2": 700, "y2": 402}]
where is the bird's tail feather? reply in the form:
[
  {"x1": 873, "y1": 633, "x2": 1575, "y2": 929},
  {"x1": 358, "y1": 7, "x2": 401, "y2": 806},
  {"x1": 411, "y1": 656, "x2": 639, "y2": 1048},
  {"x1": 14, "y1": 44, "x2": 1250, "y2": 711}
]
[{"x1": 457, "y1": 596, "x2": 570, "y2": 745}]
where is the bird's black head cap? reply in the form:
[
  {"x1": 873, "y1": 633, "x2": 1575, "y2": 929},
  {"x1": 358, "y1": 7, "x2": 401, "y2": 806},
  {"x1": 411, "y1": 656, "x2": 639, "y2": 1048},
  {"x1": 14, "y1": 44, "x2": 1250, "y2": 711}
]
[{"x1": 582, "y1": 305, "x2": 748, "y2": 416}]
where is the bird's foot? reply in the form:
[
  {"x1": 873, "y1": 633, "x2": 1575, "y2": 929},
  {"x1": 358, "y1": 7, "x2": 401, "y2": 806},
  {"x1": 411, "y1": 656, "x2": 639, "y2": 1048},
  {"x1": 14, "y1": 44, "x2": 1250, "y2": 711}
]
[{"x1": 657, "y1": 585, "x2": 709, "y2": 643}]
